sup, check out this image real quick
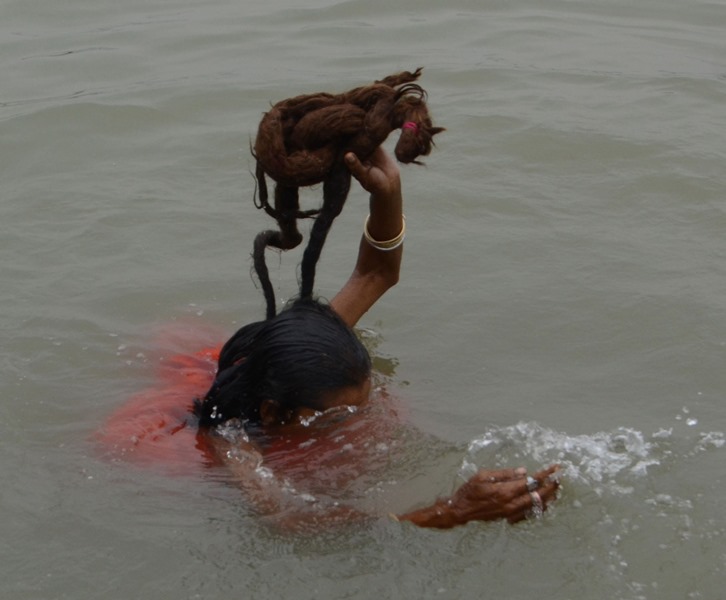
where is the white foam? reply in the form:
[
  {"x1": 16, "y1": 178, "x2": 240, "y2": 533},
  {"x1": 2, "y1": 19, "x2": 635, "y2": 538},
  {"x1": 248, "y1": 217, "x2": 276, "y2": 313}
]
[{"x1": 462, "y1": 422, "x2": 660, "y2": 490}]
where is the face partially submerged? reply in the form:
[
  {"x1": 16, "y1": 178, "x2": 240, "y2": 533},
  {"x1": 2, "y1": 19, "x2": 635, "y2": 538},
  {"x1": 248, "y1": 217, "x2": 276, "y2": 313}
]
[
  {"x1": 196, "y1": 300, "x2": 372, "y2": 429},
  {"x1": 259, "y1": 377, "x2": 371, "y2": 428}
]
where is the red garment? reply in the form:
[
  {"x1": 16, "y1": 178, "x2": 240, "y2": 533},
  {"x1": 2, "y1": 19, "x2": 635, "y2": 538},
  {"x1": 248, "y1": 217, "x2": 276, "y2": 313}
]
[
  {"x1": 95, "y1": 321, "x2": 403, "y2": 488},
  {"x1": 94, "y1": 323, "x2": 223, "y2": 475}
]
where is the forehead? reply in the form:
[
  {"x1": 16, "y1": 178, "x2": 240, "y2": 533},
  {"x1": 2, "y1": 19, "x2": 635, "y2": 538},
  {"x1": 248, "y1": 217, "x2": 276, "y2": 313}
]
[{"x1": 313, "y1": 378, "x2": 371, "y2": 411}]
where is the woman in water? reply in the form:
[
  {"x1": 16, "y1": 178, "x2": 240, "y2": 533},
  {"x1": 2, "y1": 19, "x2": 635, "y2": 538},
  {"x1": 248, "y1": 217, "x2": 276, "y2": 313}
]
[
  {"x1": 99, "y1": 146, "x2": 559, "y2": 530},
  {"x1": 191, "y1": 146, "x2": 560, "y2": 529}
]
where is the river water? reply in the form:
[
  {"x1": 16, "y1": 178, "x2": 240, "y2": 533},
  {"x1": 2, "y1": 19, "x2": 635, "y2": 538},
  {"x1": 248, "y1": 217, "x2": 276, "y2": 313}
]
[{"x1": 2, "y1": 0, "x2": 725, "y2": 598}]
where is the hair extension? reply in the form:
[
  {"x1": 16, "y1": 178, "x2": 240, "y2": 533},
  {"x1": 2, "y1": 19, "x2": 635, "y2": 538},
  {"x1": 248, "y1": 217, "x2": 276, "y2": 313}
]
[{"x1": 251, "y1": 68, "x2": 444, "y2": 317}]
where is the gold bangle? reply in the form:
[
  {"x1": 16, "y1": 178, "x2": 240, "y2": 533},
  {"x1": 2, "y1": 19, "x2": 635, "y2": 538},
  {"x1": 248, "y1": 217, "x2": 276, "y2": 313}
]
[{"x1": 364, "y1": 214, "x2": 406, "y2": 252}]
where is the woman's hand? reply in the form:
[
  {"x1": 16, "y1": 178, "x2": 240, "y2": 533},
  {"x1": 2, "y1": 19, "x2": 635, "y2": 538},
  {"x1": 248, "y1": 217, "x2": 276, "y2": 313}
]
[
  {"x1": 398, "y1": 465, "x2": 561, "y2": 528},
  {"x1": 448, "y1": 465, "x2": 560, "y2": 525},
  {"x1": 331, "y1": 146, "x2": 404, "y2": 327},
  {"x1": 345, "y1": 147, "x2": 401, "y2": 201}
]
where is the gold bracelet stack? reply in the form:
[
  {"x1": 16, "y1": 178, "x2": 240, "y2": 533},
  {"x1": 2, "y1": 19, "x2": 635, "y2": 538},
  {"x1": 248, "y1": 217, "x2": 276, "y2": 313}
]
[{"x1": 363, "y1": 214, "x2": 406, "y2": 252}]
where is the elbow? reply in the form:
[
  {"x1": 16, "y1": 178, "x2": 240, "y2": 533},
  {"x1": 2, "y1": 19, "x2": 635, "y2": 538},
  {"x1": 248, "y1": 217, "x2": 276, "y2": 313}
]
[
  {"x1": 355, "y1": 263, "x2": 400, "y2": 302},
  {"x1": 381, "y1": 267, "x2": 400, "y2": 292},
  {"x1": 380, "y1": 245, "x2": 402, "y2": 291},
  {"x1": 372, "y1": 254, "x2": 401, "y2": 293},
  {"x1": 380, "y1": 249, "x2": 402, "y2": 292}
]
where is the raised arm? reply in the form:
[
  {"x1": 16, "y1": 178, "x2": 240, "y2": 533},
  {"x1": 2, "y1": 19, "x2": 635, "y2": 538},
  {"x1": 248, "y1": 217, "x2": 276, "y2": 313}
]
[{"x1": 330, "y1": 147, "x2": 404, "y2": 327}]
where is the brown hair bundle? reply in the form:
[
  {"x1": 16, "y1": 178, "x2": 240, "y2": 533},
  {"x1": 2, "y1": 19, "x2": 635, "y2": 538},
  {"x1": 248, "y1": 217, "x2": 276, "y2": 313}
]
[{"x1": 251, "y1": 68, "x2": 443, "y2": 319}]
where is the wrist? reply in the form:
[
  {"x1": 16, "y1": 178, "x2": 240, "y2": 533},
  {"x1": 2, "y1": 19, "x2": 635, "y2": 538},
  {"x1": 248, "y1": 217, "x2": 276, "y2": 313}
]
[
  {"x1": 430, "y1": 498, "x2": 457, "y2": 528},
  {"x1": 369, "y1": 181, "x2": 401, "y2": 206},
  {"x1": 397, "y1": 497, "x2": 458, "y2": 529},
  {"x1": 367, "y1": 188, "x2": 403, "y2": 244},
  {"x1": 364, "y1": 214, "x2": 405, "y2": 252}
]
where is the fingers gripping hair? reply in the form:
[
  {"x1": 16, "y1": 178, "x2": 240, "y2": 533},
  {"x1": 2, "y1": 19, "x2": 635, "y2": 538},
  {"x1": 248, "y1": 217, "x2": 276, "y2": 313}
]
[{"x1": 250, "y1": 69, "x2": 443, "y2": 317}]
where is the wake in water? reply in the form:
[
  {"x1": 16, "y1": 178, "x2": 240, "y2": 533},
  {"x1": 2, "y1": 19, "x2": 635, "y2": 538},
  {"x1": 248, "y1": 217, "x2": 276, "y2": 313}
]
[
  {"x1": 459, "y1": 419, "x2": 725, "y2": 598},
  {"x1": 461, "y1": 419, "x2": 725, "y2": 501}
]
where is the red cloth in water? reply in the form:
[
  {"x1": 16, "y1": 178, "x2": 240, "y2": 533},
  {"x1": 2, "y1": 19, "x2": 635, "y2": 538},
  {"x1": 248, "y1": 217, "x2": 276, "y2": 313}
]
[
  {"x1": 95, "y1": 322, "x2": 402, "y2": 486},
  {"x1": 94, "y1": 323, "x2": 222, "y2": 474}
]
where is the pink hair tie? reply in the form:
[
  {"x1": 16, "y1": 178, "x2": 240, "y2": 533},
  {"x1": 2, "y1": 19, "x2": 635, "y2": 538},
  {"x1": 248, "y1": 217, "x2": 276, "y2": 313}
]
[{"x1": 402, "y1": 121, "x2": 419, "y2": 134}]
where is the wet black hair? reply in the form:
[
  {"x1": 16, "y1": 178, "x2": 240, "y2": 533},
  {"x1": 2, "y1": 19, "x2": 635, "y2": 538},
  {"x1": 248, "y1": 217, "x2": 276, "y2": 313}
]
[{"x1": 194, "y1": 299, "x2": 371, "y2": 428}]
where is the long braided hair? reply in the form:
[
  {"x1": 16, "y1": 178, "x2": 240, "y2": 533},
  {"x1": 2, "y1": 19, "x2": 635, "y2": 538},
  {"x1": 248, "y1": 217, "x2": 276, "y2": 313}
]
[
  {"x1": 252, "y1": 68, "x2": 443, "y2": 317},
  {"x1": 194, "y1": 70, "x2": 442, "y2": 428}
]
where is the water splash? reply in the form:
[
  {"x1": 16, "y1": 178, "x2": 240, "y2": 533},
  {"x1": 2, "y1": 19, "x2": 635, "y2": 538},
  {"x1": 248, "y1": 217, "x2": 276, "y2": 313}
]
[
  {"x1": 459, "y1": 421, "x2": 726, "y2": 596},
  {"x1": 216, "y1": 419, "x2": 250, "y2": 445},
  {"x1": 460, "y1": 421, "x2": 662, "y2": 491},
  {"x1": 298, "y1": 404, "x2": 358, "y2": 428}
]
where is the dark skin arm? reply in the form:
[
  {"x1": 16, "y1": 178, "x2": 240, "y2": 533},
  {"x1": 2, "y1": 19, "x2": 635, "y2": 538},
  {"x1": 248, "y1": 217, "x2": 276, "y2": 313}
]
[
  {"x1": 201, "y1": 430, "x2": 371, "y2": 533},
  {"x1": 331, "y1": 147, "x2": 559, "y2": 528},
  {"x1": 208, "y1": 424, "x2": 559, "y2": 530},
  {"x1": 397, "y1": 466, "x2": 560, "y2": 527},
  {"x1": 332, "y1": 148, "x2": 562, "y2": 527},
  {"x1": 330, "y1": 148, "x2": 404, "y2": 327},
  {"x1": 218, "y1": 147, "x2": 560, "y2": 530}
]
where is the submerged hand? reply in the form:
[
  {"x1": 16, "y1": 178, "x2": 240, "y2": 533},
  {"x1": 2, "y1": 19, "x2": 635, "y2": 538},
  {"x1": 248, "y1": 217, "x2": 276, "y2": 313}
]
[
  {"x1": 398, "y1": 465, "x2": 561, "y2": 528},
  {"x1": 448, "y1": 465, "x2": 560, "y2": 525},
  {"x1": 345, "y1": 147, "x2": 400, "y2": 200}
]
